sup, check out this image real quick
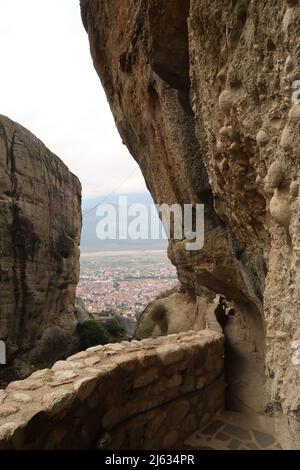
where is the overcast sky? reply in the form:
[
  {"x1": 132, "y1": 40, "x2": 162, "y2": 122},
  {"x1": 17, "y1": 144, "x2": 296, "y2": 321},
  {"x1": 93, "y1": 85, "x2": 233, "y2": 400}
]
[{"x1": 0, "y1": 0, "x2": 147, "y2": 200}]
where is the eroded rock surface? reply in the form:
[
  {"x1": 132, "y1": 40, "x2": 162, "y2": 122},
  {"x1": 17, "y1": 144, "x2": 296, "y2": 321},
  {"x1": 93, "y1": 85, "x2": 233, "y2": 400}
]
[
  {"x1": 0, "y1": 115, "x2": 81, "y2": 384},
  {"x1": 81, "y1": 0, "x2": 300, "y2": 448},
  {"x1": 135, "y1": 291, "x2": 212, "y2": 339}
]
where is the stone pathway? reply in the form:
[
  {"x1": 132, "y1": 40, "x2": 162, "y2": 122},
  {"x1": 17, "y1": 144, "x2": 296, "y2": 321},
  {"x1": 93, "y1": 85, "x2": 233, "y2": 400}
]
[{"x1": 185, "y1": 411, "x2": 281, "y2": 450}]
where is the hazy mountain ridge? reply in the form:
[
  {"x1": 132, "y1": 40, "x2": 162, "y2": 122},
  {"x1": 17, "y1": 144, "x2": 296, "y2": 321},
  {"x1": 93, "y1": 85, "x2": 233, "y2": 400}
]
[{"x1": 81, "y1": 192, "x2": 168, "y2": 252}]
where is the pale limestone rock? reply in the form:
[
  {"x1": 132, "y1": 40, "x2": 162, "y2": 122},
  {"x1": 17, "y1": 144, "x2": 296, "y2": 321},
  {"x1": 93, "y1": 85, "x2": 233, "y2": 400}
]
[
  {"x1": 266, "y1": 161, "x2": 285, "y2": 189},
  {"x1": 256, "y1": 130, "x2": 270, "y2": 147},
  {"x1": 291, "y1": 340, "x2": 300, "y2": 366},
  {"x1": 42, "y1": 389, "x2": 75, "y2": 416},
  {"x1": 135, "y1": 292, "x2": 204, "y2": 339},
  {"x1": 30, "y1": 369, "x2": 53, "y2": 380},
  {"x1": 0, "y1": 405, "x2": 19, "y2": 418},
  {"x1": 86, "y1": 345, "x2": 104, "y2": 353},
  {"x1": 7, "y1": 379, "x2": 43, "y2": 391},
  {"x1": 0, "y1": 390, "x2": 7, "y2": 405},
  {"x1": 0, "y1": 422, "x2": 18, "y2": 441},
  {"x1": 73, "y1": 376, "x2": 99, "y2": 401},
  {"x1": 105, "y1": 343, "x2": 125, "y2": 352},
  {"x1": 12, "y1": 393, "x2": 33, "y2": 403},
  {"x1": 288, "y1": 104, "x2": 300, "y2": 122},
  {"x1": 219, "y1": 90, "x2": 236, "y2": 114},
  {"x1": 67, "y1": 351, "x2": 89, "y2": 361},
  {"x1": 84, "y1": 356, "x2": 102, "y2": 367},
  {"x1": 52, "y1": 361, "x2": 84, "y2": 371},
  {"x1": 280, "y1": 125, "x2": 294, "y2": 151},
  {"x1": 50, "y1": 370, "x2": 79, "y2": 387},
  {"x1": 157, "y1": 344, "x2": 185, "y2": 365},
  {"x1": 269, "y1": 190, "x2": 291, "y2": 228}
]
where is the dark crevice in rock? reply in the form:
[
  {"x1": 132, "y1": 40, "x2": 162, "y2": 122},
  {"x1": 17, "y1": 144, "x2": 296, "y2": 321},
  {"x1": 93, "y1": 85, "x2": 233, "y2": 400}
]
[{"x1": 148, "y1": 0, "x2": 191, "y2": 92}]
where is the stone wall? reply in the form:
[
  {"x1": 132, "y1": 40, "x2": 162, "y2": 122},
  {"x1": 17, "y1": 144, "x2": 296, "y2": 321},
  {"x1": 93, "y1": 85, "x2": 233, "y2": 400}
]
[{"x1": 0, "y1": 330, "x2": 224, "y2": 450}]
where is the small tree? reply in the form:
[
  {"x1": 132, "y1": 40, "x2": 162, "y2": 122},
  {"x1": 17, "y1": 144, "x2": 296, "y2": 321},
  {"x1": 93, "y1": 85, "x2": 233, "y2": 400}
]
[
  {"x1": 105, "y1": 318, "x2": 124, "y2": 336},
  {"x1": 76, "y1": 320, "x2": 109, "y2": 349}
]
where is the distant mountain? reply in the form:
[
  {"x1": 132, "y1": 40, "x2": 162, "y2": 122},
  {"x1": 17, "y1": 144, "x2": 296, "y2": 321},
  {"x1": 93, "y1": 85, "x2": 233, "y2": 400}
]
[
  {"x1": 82, "y1": 192, "x2": 153, "y2": 211},
  {"x1": 81, "y1": 192, "x2": 168, "y2": 253}
]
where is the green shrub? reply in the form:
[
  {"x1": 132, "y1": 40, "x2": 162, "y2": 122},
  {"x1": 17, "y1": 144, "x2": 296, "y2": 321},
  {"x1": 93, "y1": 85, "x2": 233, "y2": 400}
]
[
  {"x1": 76, "y1": 320, "x2": 109, "y2": 349},
  {"x1": 104, "y1": 318, "x2": 124, "y2": 336},
  {"x1": 36, "y1": 362, "x2": 52, "y2": 370}
]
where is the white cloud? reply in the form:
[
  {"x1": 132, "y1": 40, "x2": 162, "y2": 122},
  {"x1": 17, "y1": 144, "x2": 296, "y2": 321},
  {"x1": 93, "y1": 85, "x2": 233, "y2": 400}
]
[{"x1": 0, "y1": 0, "x2": 147, "y2": 199}]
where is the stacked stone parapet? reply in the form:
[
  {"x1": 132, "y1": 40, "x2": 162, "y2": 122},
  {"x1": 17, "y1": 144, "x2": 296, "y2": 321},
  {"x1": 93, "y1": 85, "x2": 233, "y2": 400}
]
[{"x1": 0, "y1": 330, "x2": 224, "y2": 450}]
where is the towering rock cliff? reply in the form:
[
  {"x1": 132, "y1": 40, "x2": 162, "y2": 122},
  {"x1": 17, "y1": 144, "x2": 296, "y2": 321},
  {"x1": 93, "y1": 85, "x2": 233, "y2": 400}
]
[
  {"x1": 81, "y1": 0, "x2": 300, "y2": 448},
  {"x1": 0, "y1": 115, "x2": 81, "y2": 384}
]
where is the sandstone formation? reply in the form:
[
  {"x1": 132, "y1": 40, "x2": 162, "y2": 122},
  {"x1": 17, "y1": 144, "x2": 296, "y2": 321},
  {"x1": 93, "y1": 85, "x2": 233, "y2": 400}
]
[
  {"x1": 0, "y1": 330, "x2": 224, "y2": 450},
  {"x1": 75, "y1": 297, "x2": 93, "y2": 324},
  {"x1": 81, "y1": 0, "x2": 300, "y2": 448},
  {"x1": 135, "y1": 291, "x2": 212, "y2": 339},
  {"x1": 0, "y1": 115, "x2": 81, "y2": 384}
]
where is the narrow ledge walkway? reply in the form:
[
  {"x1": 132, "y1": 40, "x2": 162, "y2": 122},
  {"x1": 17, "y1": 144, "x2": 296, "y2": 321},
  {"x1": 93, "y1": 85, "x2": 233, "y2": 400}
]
[{"x1": 185, "y1": 411, "x2": 281, "y2": 450}]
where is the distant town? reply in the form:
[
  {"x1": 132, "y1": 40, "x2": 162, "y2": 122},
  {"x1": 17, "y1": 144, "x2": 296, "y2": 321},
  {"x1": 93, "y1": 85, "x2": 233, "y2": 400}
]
[{"x1": 77, "y1": 250, "x2": 178, "y2": 318}]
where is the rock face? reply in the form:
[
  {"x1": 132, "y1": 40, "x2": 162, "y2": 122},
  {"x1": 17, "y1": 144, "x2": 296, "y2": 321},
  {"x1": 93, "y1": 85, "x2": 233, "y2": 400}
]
[
  {"x1": 81, "y1": 0, "x2": 300, "y2": 448},
  {"x1": 135, "y1": 291, "x2": 211, "y2": 339},
  {"x1": 0, "y1": 115, "x2": 81, "y2": 384}
]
